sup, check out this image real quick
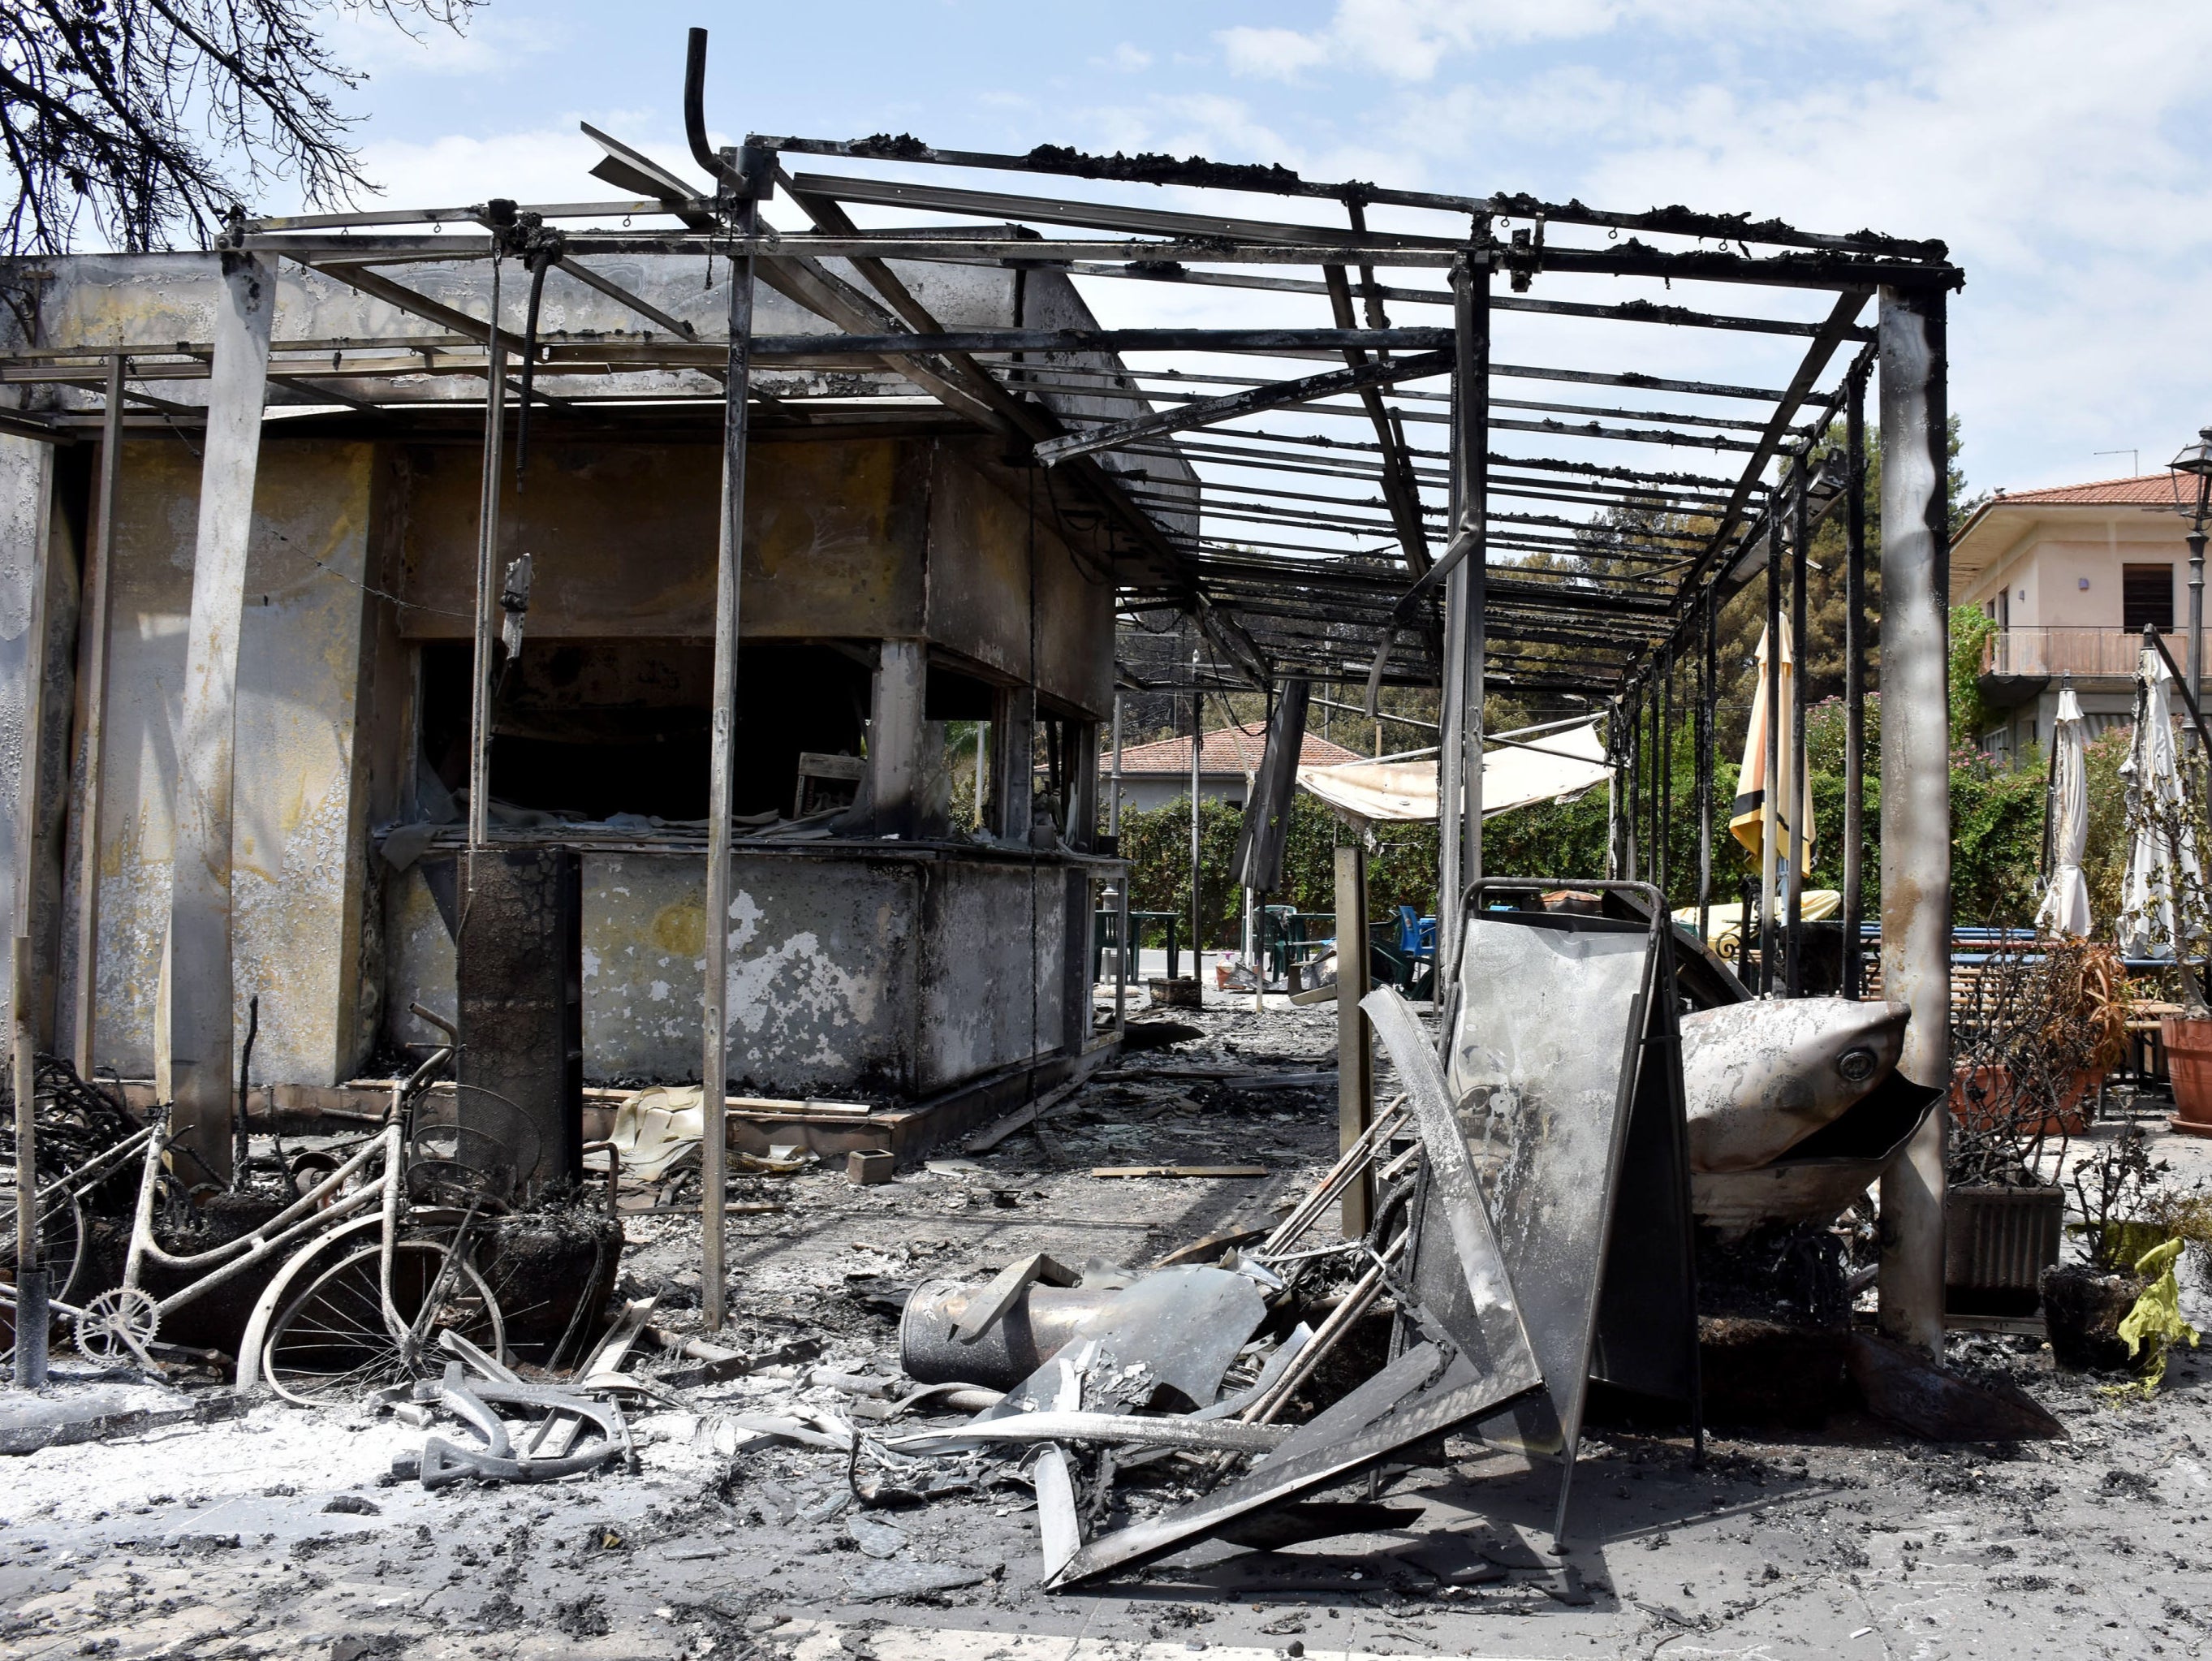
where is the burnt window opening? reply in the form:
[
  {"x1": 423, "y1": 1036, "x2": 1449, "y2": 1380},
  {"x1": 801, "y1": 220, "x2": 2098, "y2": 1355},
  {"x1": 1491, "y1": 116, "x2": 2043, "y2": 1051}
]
[
  {"x1": 418, "y1": 639, "x2": 869, "y2": 823},
  {"x1": 2124, "y1": 564, "x2": 2174, "y2": 635}
]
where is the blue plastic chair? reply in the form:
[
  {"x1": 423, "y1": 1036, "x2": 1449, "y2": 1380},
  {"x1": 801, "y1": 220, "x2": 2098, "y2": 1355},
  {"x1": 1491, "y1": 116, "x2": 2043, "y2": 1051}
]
[{"x1": 1395, "y1": 906, "x2": 1436, "y2": 962}]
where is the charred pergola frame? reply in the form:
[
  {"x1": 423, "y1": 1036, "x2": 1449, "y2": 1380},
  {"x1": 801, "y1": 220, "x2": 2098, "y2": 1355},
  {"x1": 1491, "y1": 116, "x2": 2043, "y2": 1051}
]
[{"x1": 0, "y1": 28, "x2": 1963, "y2": 1350}]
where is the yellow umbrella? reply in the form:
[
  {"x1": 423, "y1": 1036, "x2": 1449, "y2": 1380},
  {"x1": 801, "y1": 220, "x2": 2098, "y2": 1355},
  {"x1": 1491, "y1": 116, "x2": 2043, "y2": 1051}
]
[{"x1": 1727, "y1": 620, "x2": 1814, "y2": 873}]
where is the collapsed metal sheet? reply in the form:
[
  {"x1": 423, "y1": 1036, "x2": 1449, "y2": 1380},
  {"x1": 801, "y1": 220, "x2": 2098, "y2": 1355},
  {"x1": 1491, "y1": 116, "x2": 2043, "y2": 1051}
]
[
  {"x1": 1363, "y1": 988, "x2": 1538, "y2": 1382},
  {"x1": 979, "y1": 1266, "x2": 1268, "y2": 1417},
  {"x1": 1049, "y1": 1339, "x2": 1535, "y2": 1587},
  {"x1": 1441, "y1": 912, "x2": 1653, "y2": 1468}
]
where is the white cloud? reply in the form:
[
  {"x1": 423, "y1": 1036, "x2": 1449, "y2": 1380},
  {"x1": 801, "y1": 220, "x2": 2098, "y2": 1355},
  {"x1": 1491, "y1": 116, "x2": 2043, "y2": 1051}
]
[
  {"x1": 348, "y1": 123, "x2": 676, "y2": 214},
  {"x1": 1216, "y1": 28, "x2": 1331, "y2": 83},
  {"x1": 321, "y1": 9, "x2": 567, "y2": 80}
]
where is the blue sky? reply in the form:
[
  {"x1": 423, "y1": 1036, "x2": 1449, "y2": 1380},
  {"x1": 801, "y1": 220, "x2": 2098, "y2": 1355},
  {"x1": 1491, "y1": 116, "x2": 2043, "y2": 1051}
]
[{"x1": 302, "y1": 0, "x2": 2212, "y2": 499}]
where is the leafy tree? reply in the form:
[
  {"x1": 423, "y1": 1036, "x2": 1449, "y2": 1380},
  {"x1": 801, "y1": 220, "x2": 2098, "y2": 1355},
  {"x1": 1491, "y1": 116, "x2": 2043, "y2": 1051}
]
[{"x1": 2, "y1": 0, "x2": 473, "y2": 256}]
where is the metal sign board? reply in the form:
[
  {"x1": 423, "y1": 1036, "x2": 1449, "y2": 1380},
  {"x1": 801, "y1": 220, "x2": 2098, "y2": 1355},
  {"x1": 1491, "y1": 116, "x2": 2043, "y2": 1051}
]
[{"x1": 1437, "y1": 881, "x2": 1701, "y2": 1542}]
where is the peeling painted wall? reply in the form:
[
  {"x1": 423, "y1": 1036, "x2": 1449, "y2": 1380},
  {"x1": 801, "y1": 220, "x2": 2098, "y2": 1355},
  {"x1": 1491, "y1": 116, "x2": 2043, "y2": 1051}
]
[
  {"x1": 0, "y1": 434, "x2": 56, "y2": 1051},
  {"x1": 916, "y1": 857, "x2": 1068, "y2": 1093},
  {"x1": 386, "y1": 847, "x2": 1082, "y2": 1098},
  {"x1": 67, "y1": 438, "x2": 373, "y2": 1083}
]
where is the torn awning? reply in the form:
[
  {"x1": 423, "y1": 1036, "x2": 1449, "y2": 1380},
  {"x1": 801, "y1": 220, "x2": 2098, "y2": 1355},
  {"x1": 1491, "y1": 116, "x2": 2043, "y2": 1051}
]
[{"x1": 1296, "y1": 720, "x2": 1614, "y2": 834}]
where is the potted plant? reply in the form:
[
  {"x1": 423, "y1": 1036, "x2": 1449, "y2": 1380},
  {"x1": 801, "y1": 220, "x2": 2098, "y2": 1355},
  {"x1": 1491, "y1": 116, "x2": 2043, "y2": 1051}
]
[
  {"x1": 1946, "y1": 946, "x2": 2124, "y2": 1318},
  {"x1": 2043, "y1": 1125, "x2": 2175, "y2": 1371}
]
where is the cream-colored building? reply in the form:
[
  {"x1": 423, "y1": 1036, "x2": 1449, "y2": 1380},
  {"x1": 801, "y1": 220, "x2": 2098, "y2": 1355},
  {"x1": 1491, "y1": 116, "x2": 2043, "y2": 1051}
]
[{"x1": 1951, "y1": 472, "x2": 2202, "y2": 763}]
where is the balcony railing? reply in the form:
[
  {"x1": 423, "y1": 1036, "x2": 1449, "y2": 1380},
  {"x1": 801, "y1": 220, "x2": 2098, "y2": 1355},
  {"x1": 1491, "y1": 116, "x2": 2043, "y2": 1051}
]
[{"x1": 1980, "y1": 626, "x2": 2162, "y2": 679}]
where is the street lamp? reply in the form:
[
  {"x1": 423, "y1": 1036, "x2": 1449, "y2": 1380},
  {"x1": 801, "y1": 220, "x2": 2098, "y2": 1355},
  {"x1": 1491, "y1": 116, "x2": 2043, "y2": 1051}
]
[{"x1": 2173, "y1": 426, "x2": 2212, "y2": 718}]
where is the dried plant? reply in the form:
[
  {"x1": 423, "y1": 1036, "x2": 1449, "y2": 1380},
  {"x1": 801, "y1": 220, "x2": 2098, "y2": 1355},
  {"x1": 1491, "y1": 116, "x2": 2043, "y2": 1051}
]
[
  {"x1": 1948, "y1": 941, "x2": 2132, "y2": 1189},
  {"x1": 2, "y1": 0, "x2": 475, "y2": 257}
]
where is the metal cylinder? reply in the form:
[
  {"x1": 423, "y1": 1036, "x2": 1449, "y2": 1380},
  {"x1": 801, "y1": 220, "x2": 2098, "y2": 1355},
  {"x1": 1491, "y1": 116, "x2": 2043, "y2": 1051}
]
[
  {"x1": 900, "y1": 1277, "x2": 1123, "y2": 1391},
  {"x1": 11, "y1": 1266, "x2": 48, "y2": 1388}
]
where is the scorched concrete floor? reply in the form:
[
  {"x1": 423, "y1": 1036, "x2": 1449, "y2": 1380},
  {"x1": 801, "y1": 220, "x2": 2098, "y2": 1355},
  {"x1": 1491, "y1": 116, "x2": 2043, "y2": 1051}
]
[{"x1": 7, "y1": 1005, "x2": 2212, "y2": 1660}]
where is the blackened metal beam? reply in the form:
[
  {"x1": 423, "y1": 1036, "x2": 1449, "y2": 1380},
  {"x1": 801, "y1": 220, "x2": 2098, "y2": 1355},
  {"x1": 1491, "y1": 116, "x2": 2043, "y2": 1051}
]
[
  {"x1": 1323, "y1": 264, "x2": 1430, "y2": 575},
  {"x1": 1057, "y1": 261, "x2": 1878, "y2": 339},
  {"x1": 1840, "y1": 360, "x2": 1869, "y2": 1001},
  {"x1": 554, "y1": 257, "x2": 700, "y2": 340},
  {"x1": 301, "y1": 259, "x2": 531, "y2": 357},
  {"x1": 1036, "y1": 351, "x2": 1451, "y2": 468},
  {"x1": 787, "y1": 169, "x2": 1461, "y2": 251},
  {"x1": 753, "y1": 134, "x2": 1948, "y2": 260},
  {"x1": 1691, "y1": 292, "x2": 1869, "y2": 589},
  {"x1": 757, "y1": 326, "x2": 1451, "y2": 357}
]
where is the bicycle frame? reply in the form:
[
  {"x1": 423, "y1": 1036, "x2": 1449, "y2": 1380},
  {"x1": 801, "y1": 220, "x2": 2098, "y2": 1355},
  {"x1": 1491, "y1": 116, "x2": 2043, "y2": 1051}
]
[{"x1": 116, "y1": 1114, "x2": 404, "y2": 1332}]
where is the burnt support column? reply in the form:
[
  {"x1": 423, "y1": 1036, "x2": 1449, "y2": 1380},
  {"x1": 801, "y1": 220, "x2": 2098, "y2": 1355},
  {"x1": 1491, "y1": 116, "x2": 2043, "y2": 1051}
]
[
  {"x1": 9, "y1": 434, "x2": 55, "y2": 1385},
  {"x1": 994, "y1": 686, "x2": 1036, "y2": 839},
  {"x1": 701, "y1": 186, "x2": 759, "y2": 1334},
  {"x1": 160, "y1": 251, "x2": 275, "y2": 1187},
  {"x1": 866, "y1": 639, "x2": 926, "y2": 835},
  {"x1": 1334, "y1": 843, "x2": 1373, "y2": 1238},
  {"x1": 1875, "y1": 285, "x2": 1952, "y2": 1357},
  {"x1": 1842, "y1": 361, "x2": 1870, "y2": 1001},
  {"x1": 1456, "y1": 252, "x2": 1490, "y2": 957},
  {"x1": 67, "y1": 356, "x2": 124, "y2": 1076},
  {"x1": 1787, "y1": 466, "x2": 1810, "y2": 994},
  {"x1": 1698, "y1": 590, "x2": 1716, "y2": 946},
  {"x1": 1110, "y1": 693, "x2": 1127, "y2": 1030},
  {"x1": 456, "y1": 848, "x2": 583, "y2": 1197},
  {"x1": 1437, "y1": 573, "x2": 1465, "y2": 994},
  {"x1": 466, "y1": 265, "x2": 507, "y2": 860},
  {"x1": 1760, "y1": 493, "x2": 1783, "y2": 996}
]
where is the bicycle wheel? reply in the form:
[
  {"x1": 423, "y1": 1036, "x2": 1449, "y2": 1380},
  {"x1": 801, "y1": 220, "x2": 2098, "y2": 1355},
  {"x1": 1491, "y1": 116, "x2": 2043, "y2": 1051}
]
[
  {"x1": 261, "y1": 1237, "x2": 503, "y2": 1408},
  {"x1": 2, "y1": 1182, "x2": 86, "y2": 1364}
]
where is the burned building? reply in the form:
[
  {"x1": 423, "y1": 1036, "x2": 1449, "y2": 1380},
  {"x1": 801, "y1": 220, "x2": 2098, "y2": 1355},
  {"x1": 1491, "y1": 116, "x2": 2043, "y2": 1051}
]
[
  {"x1": 2, "y1": 49, "x2": 1963, "y2": 1351},
  {"x1": 0, "y1": 239, "x2": 1195, "y2": 1181}
]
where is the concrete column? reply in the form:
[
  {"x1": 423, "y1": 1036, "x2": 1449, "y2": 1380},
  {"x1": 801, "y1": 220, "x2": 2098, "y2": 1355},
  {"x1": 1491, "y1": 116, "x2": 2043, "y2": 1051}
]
[
  {"x1": 160, "y1": 252, "x2": 275, "y2": 1186},
  {"x1": 1, "y1": 438, "x2": 55, "y2": 1063},
  {"x1": 866, "y1": 639, "x2": 927, "y2": 835},
  {"x1": 1065, "y1": 719, "x2": 1097, "y2": 853},
  {"x1": 1875, "y1": 284, "x2": 1952, "y2": 1357},
  {"x1": 995, "y1": 686, "x2": 1035, "y2": 840}
]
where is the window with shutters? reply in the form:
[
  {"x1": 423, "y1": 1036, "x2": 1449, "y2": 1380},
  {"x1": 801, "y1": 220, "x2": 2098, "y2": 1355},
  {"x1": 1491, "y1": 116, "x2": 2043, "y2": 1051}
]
[{"x1": 2124, "y1": 563, "x2": 2175, "y2": 634}]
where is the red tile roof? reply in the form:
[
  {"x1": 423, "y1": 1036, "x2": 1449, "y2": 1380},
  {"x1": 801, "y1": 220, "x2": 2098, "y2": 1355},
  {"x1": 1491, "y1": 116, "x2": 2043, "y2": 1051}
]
[
  {"x1": 1110, "y1": 724, "x2": 1366, "y2": 775},
  {"x1": 1990, "y1": 472, "x2": 2194, "y2": 507}
]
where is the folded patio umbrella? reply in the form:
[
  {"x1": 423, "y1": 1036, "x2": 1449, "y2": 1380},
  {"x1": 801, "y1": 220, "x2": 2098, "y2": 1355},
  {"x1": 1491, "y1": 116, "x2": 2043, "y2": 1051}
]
[
  {"x1": 2036, "y1": 684, "x2": 2093, "y2": 938},
  {"x1": 1727, "y1": 620, "x2": 1814, "y2": 873},
  {"x1": 2119, "y1": 648, "x2": 2202, "y2": 960}
]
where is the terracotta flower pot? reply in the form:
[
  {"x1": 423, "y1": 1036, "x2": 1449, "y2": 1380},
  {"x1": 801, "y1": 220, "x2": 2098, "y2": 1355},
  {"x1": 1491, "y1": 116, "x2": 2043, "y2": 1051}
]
[
  {"x1": 2165, "y1": 1014, "x2": 2212, "y2": 1137},
  {"x1": 1950, "y1": 1064, "x2": 2096, "y2": 1137}
]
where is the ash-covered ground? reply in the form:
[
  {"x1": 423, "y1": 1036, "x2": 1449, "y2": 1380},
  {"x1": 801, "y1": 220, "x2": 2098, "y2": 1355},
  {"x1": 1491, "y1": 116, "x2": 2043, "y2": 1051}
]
[{"x1": 8, "y1": 1002, "x2": 2212, "y2": 1661}]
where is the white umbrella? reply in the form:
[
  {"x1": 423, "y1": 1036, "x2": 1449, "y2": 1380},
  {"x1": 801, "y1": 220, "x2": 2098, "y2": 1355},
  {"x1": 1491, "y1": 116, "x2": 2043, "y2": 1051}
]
[
  {"x1": 2119, "y1": 648, "x2": 2202, "y2": 959},
  {"x1": 2036, "y1": 684, "x2": 2092, "y2": 938},
  {"x1": 1295, "y1": 718, "x2": 1614, "y2": 835}
]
